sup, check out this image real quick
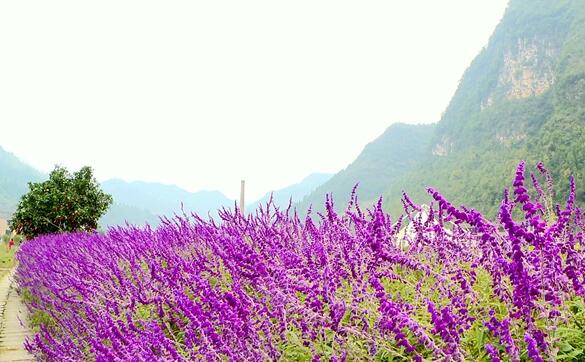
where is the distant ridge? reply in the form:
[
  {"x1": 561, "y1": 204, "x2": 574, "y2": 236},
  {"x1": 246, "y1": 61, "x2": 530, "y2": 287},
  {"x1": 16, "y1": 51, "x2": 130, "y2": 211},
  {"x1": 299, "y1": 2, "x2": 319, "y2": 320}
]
[
  {"x1": 382, "y1": 0, "x2": 585, "y2": 215},
  {"x1": 0, "y1": 146, "x2": 44, "y2": 217},
  {"x1": 301, "y1": 0, "x2": 585, "y2": 215},
  {"x1": 298, "y1": 123, "x2": 435, "y2": 213},
  {"x1": 0, "y1": 145, "x2": 334, "y2": 228},
  {"x1": 100, "y1": 179, "x2": 233, "y2": 227},
  {"x1": 247, "y1": 173, "x2": 332, "y2": 212}
]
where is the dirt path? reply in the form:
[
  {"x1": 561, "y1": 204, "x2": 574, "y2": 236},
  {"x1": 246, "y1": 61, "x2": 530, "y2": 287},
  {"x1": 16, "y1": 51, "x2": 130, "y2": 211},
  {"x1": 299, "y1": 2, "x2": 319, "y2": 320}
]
[{"x1": 0, "y1": 269, "x2": 34, "y2": 361}]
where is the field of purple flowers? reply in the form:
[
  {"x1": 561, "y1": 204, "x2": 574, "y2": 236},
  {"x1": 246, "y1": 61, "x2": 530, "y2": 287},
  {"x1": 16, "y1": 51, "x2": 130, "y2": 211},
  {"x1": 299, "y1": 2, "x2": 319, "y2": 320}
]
[{"x1": 16, "y1": 162, "x2": 585, "y2": 361}]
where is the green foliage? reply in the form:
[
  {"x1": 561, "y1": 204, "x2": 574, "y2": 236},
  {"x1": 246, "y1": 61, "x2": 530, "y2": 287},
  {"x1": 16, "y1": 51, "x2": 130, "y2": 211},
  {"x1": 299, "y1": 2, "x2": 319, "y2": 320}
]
[
  {"x1": 20, "y1": 288, "x2": 57, "y2": 332},
  {"x1": 10, "y1": 166, "x2": 112, "y2": 238},
  {"x1": 301, "y1": 0, "x2": 585, "y2": 218},
  {"x1": 408, "y1": 0, "x2": 585, "y2": 216},
  {"x1": 557, "y1": 298, "x2": 585, "y2": 360},
  {"x1": 1, "y1": 233, "x2": 24, "y2": 245},
  {"x1": 0, "y1": 234, "x2": 22, "y2": 272},
  {"x1": 274, "y1": 264, "x2": 585, "y2": 361},
  {"x1": 0, "y1": 241, "x2": 18, "y2": 272},
  {"x1": 299, "y1": 123, "x2": 435, "y2": 213}
]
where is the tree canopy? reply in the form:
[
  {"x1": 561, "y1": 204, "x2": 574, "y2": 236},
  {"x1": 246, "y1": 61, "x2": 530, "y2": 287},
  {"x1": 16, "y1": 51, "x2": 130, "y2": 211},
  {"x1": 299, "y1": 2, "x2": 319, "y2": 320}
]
[{"x1": 10, "y1": 166, "x2": 112, "y2": 239}]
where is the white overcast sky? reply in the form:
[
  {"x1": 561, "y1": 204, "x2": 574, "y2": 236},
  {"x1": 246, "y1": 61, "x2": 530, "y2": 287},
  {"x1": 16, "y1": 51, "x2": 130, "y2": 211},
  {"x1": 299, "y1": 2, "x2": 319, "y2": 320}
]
[{"x1": 0, "y1": 1, "x2": 508, "y2": 201}]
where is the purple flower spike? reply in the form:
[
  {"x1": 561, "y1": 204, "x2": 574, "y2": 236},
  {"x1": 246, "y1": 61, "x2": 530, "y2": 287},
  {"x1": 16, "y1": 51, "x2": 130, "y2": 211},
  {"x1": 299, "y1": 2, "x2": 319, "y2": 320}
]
[{"x1": 14, "y1": 161, "x2": 584, "y2": 361}]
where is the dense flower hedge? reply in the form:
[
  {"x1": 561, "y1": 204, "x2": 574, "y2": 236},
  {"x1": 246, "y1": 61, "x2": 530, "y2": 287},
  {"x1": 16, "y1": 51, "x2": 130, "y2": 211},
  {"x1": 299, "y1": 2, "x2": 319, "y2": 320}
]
[{"x1": 16, "y1": 162, "x2": 585, "y2": 361}]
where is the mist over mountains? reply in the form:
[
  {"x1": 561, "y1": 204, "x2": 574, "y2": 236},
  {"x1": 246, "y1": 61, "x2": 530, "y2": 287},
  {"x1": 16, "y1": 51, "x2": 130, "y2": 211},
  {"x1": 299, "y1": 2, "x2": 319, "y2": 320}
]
[
  {"x1": 99, "y1": 179, "x2": 233, "y2": 226},
  {"x1": 0, "y1": 147, "x2": 332, "y2": 227},
  {"x1": 298, "y1": 123, "x2": 435, "y2": 212},
  {"x1": 101, "y1": 173, "x2": 333, "y2": 226},
  {"x1": 247, "y1": 173, "x2": 332, "y2": 213},
  {"x1": 0, "y1": 146, "x2": 43, "y2": 219},
  {"x1": 2, "y1": 0, "x2": 584, "y2": 227},
  {"x1": 300, "y1": 0, "x2": 585, "y2": 216}
]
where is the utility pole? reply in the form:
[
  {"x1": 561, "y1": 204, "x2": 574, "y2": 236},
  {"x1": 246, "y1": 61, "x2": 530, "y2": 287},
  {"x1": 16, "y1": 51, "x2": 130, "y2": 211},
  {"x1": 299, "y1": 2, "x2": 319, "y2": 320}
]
[{"x1": 239, "y1": 180, "x2": 245, "y2": 214}]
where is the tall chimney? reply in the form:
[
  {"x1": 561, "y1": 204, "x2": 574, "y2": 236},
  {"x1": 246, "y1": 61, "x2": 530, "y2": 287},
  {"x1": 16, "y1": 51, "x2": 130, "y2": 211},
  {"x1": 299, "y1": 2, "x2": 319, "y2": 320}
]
[{"x1": 240, "y1": 180, "x2": 245, "y2": 214}]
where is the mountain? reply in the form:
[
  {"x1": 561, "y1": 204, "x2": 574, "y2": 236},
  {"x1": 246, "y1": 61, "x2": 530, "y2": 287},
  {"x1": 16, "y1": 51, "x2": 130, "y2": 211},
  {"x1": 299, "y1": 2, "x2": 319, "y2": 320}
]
[
  {"x1": 298, "y1": 123, "x2": 435, "y2": 212},
  {"x1": 302, "y1": 0, "x2": 585, "y2": 216},
  {"x1": 385, "y1": 0, "x2": 585, "y2": 216},
  {"x1": 0, "y1": 148, "x2": 163, "y2": 228},
  {"x1": 247, "y1": 173, "x2": 333, "y2": 212},
  {"x1": 99, "y1": 203, "x2": 160, "y2": 228},
  {"x1": 0, "y1": 147, "x2": 236, "y2": 228},
  {"x1": 100, "y1": 179, "x2": 233, "y2": 226},
  {"x1": 0, "y1": 146, "x2": 44, "y2": 218}
]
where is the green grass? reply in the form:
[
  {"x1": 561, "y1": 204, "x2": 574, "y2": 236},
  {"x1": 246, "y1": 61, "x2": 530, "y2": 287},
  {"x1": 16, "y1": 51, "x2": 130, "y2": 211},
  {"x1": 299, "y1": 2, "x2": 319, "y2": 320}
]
[{"x1": 0, "y1": 237, "x2": 19, "y2": 279}]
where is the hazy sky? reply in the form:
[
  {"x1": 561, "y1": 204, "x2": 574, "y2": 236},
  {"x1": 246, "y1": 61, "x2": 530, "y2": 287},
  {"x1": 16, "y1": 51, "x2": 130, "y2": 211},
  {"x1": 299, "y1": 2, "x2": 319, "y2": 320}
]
[{"x1": 0, "y1": 1, "x2": 508, "y2": 201}]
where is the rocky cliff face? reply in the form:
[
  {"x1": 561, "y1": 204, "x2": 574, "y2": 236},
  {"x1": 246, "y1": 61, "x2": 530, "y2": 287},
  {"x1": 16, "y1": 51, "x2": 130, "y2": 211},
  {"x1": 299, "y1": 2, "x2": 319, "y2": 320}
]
[
  {"x1": 397, "y1": 0, "x2": 585, "y2": 214},
  {"x1": 302, "y1": 0, "x2": 585, "y2": 216},
  {"x1": 500, "y1": 38, "x2": 557, "y2": 98},
  {"x1": 432, "y1": 136, "x2": 453, "y2": 156},
  {"x1": 481, "y1": 37, "x2": 558, "y2": 111}
]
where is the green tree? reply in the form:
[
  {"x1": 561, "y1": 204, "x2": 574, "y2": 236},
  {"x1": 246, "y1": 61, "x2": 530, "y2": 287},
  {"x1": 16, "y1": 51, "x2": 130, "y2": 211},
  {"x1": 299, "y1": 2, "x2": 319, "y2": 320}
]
[{"x1": 10, "y1": 166, "x2": 112, "y2": 239}]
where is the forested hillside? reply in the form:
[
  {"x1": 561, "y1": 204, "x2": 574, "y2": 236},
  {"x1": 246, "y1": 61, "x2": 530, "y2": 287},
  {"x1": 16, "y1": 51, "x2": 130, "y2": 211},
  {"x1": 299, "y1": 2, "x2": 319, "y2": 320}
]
[
  {"x1": 388, "y1": 0, "x2": 585, "y2": 216},
  {"x1": 298, "y1": 123, "x2": 435, "y2": 211},
  {"x1": 302, "y1": 0, "x2": 585, "y2": 216},
  {"x1": 0, "y1": 146, "x2": 44, "y2": 217}
]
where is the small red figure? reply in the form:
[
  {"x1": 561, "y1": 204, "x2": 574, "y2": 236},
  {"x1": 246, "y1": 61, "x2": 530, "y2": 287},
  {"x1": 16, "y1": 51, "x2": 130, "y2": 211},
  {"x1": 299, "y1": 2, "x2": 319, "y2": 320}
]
[{"x1": 8, "y1": 238, "x2": 14, "y2": 250}]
